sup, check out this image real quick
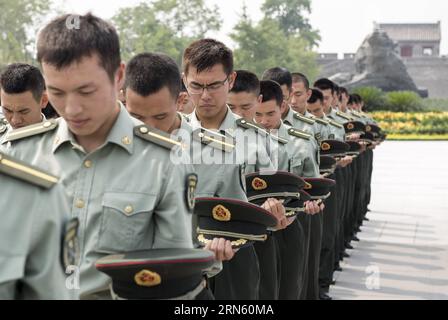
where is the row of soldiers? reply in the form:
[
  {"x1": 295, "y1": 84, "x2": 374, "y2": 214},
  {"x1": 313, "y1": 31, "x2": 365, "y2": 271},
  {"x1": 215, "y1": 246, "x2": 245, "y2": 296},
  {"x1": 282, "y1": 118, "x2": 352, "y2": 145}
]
[{"x1": 0, "y1": 13, "x2": 384, "y2": 300}]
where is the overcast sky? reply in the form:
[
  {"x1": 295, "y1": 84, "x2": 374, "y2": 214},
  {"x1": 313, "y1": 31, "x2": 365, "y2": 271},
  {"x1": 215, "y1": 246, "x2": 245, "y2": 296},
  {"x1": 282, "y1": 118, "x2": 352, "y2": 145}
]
[{"x1": 58, "y1": 0, "x2": 448, "y2": 55}]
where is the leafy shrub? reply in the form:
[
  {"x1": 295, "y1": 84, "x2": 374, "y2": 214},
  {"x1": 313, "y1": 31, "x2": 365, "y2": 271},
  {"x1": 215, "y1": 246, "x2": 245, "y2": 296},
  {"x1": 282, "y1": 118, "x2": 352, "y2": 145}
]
[
  {"x1": 385, "y1": 91, "x2": 424, "y2": 112},
  {"x1": 352, "y1": 87, "x2": 387, "y2": 112}
]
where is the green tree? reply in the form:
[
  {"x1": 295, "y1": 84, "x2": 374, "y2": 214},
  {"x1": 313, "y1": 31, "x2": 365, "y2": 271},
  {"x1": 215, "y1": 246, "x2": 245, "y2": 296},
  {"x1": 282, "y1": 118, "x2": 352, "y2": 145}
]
[
  {"x1": 230, "y1": 4, "x2": 318, "y2": 79},
  {"x1": 152, "y1": 0, "x2": 221, "y2": 38},
  {"x1": 0, "y1": 0, "x2": 52, "y2": 65},
  {"x1": 261, "y1": 0, "x2": 320, "y2": 47},
  {"x1": 112, "y1": 0, "x2": 221, "y2": 65}
]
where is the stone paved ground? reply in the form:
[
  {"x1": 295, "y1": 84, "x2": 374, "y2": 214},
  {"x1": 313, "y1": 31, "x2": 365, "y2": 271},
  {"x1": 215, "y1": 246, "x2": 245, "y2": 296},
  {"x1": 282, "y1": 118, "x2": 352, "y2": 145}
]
[{"x1": 331, "y1": 141, "x2": 448, "y2": 300}]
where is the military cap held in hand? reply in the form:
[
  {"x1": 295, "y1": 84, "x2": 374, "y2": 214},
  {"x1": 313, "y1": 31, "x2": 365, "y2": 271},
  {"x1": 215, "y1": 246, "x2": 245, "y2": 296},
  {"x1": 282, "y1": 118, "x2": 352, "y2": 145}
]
[
  {"x1": 303, "y1": 178, "x2": 336, "y2": 201},
  {"x1": 245, "y1": 171, "x2": 306, "y2": 205},
  {"x1": 320, "y1": 139, "x2": 350, "y2": 158},
  {"x1": 343, "y1": 121, "x2": 365, "y2": 134},
  {"x1": 95, "y1": 248, "x2": 215, "y2": 300},
  {"x1": 194, "y1": 197, "x2": 277, "y2": 249}
]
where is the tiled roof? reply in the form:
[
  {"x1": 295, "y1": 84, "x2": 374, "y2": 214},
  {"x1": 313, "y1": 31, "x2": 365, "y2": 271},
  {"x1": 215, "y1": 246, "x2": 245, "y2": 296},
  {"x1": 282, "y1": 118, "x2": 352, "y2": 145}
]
[{"x1": 379, "y1": 22, "x2": 441, "y2": 42}]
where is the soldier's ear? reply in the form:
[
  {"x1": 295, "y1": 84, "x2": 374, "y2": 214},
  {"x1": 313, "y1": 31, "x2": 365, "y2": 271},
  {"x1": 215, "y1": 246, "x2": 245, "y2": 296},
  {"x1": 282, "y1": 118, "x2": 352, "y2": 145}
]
[
  {"x1": 115, "y1": 62, "x2": 126, "y2": 91},
  {"x1": 280, "y1": 100, "x2": 288, "y2": 113},
  {"x1": 40, "y1": 91, "x2": 49, "y2": 109},
  {"x1": 257, "y1": 94, "x2": 263, "y2": 104},
  {"x1": 176, "y1": 92, "x2": 188, "y2": 112},
  {"x1": 306, "y1": 89, "x2": 312, "y2": 100},
  {"x1": 227, "y1": 71, "x2": 237, "y2": 91}
]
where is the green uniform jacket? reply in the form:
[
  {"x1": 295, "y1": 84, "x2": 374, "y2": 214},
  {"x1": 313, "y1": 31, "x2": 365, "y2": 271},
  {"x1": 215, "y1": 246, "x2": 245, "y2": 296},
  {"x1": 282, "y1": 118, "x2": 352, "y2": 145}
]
[
  {"x1": 3, "y1": 104, "x2": 195, "y2": 299},
  {"x1": 0, "y1": 166, "x2": 70, "y2": 299}
]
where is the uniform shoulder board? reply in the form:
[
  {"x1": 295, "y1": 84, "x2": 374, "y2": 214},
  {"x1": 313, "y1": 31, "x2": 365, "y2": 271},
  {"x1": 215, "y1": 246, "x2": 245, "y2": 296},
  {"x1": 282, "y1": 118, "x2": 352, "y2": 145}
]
[
  {"x1": 134, "y1": 125, "x2": 183, "y2": 150},
  {"x1": 314, "y1": 117, "x2": 329, "y2": 125},
  {"x1": 4, "y1": 119, "x2": 58, "y2": 143},
  {"x1": 192, "y1": 127, "x2": 235, "y2": 153},
  {"x1": 351, "y1": 111, "x2": 363, "y2": 118},
  {"x1": 293, "y1": 113, "x2": 316, "y2": 125},
  {"x1": 336, "y1": 111, "x2": 352, "y2": 121},
  {"x1": 236, "y1": 118, "x2": 267, "y2": 135},
  {"x1": 328, "y1": 120, "x2": 344, "y2": 129},
  {"x1": 287, "y1": 127, "x2": 311, "y2": 140},
  {"x1": 0, "y1": 152, "x2": 59, "y2": 189},
  {"x1": 269, "y1": 133, "x2": 289, "y2": 145},
  {"x1": 235, "y1": 118, "x2": 288, "y2": 144},
  {"x1": 360, "y1": 111, "x2": 371, "y2": 119}
]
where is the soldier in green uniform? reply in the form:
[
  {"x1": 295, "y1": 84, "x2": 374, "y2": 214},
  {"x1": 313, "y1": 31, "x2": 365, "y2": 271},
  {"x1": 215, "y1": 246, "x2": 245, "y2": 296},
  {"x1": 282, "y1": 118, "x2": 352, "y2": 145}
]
[
  {"x1": 262, "y1": 68, "x2": 321, "y2": 156},
  {"x1": 227, "y1": 70, "x2": 261, "y2": 121},
  {"x1": 289, "y1": 72, "x2": 327, "y2": 143},
  {"x1": 0, "y1": 63, "x2": 49, "y2": 142},
  {"x1": 5, "y1": 13, "x2": 196, "y2": 300},
  {"x1": 123, "y1": 52, "x2": 285, "y2": 263},
  {"x1": 307, "y1": 85, "x2": 346, "y2": 300},
  {"x1": 0, "y1": 152, "x2": 72, "y2": 299},
  {"x1": 348, "y1": 94, "x2": 378, "y2": 227},
  {"x1": 255, "y1": 80, "x2": 323, "y2": 300},
  {"x1": 228, "y1": 71, "x2": 321, "y2": 299},
  {"x1": 335, "y1": 87, "x2": 362, "y2": 261},
  {"x1": 124, "y1": 56, "x2": 291, "y2": 300},
  {"x1": 317, "y1": 80, "x2": 354, "y2": 273},
  {"x1": 227, "y1": 70, "x2": 293, "y2": 299},
  {"x1": 261, "y1": 68, "x2": 323, "y2": 300},
  {"x1": 181, "y1": 39, "x2": 289, "y2": 300}
]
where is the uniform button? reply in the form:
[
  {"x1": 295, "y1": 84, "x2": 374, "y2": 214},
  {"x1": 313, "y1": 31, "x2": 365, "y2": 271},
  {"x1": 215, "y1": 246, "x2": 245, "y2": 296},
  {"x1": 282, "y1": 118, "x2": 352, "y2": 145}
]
[
  {"x1": 122, "y1": 136, "x2": 132, "y2": 145},
  {"x1": 75, "y1": 199, "x2": 85, "y2": 209},
  {"x1": 124, "y1": 205, "x2": 134, "y2": 215},
  {"x1": 139, "y1": 127, "x2": 149, "y2": 134},
  {"x1": 43, "y1": 121, "x2": 52, "y2": 128},
  {"x1": 84, "y1": 160, "x2": 93, "y2": 168}
]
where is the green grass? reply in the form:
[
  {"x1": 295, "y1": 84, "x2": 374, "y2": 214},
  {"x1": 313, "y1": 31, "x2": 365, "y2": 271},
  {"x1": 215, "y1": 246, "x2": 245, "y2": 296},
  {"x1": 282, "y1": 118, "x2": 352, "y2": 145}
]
[{"x1": 386, "y1": 134, "x2": 448, "y2": 141}]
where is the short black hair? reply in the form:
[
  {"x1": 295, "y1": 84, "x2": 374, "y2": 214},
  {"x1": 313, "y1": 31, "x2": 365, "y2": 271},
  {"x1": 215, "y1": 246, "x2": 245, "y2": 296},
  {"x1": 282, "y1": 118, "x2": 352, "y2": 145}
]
[
  {"x1": 349, "y1": 93, "x2": 363, "y2": 105},
  {"x1": 260, "y1": 80, "x2": 283, "y2": 107},
  {"x1": 314, "y1": 78, "x2": 335, "y2": 94},
  {"x1": 183, "y1": 38, "x2": 233, "y2": 76},
  {"x1": 230, "y1": 70, "x2": 260, "y2": 96},
  {"x1": 126, "y1": 53, "x2": 181, "y2": 99},
  {"x1": 261, "y1": 67, "x2": 292, "y2": 91},
  {"x1": 339, "y1": 87, "x2": 348, "y2": 96},
  {"x1": 333, "y1": 83, "x2": 340, "y2": 94},
  {"x1": 308, "y1": 88, "x2": 324, "y2": 104},
  {"x1": 0, "y1": 63, "x2": 45, "y2": 102},
  {"x1": 291, "y1": 72, "x2": 310, "y2": 90},
  {"x1": 352, "y1": 93, "x2": 363, "y2": 102},
  {"x1": 37, "y1": 13, "x2": 121, "y2": 82}
]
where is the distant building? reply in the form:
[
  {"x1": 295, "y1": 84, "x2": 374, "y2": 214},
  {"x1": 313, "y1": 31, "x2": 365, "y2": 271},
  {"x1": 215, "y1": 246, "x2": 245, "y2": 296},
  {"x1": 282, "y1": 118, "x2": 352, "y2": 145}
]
[
  {"x1": 316, "y1": 21, "x2": 448, "y2": 98},
  {"x1": 377, "y1": 22, "x2": 441, "y2": 58}
]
